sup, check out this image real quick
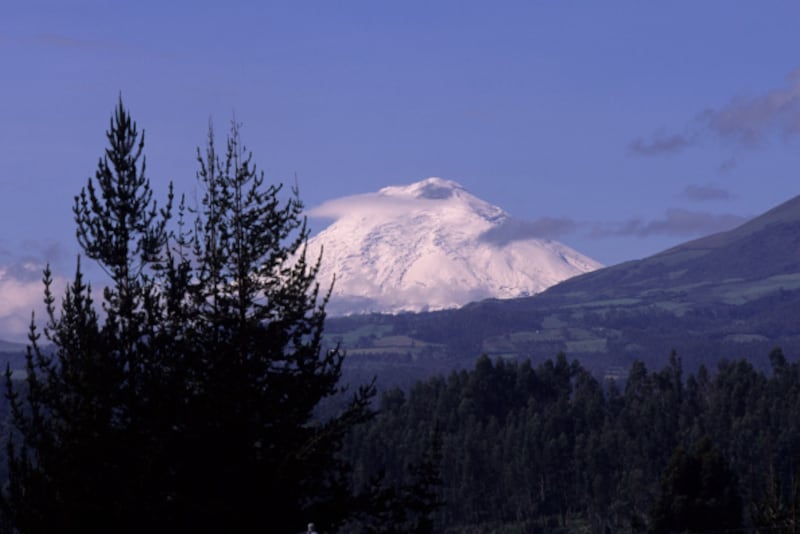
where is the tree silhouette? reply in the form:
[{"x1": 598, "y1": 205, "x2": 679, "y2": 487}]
[
  {"x1": 2, "y1": 100, "x2": 374, "y2": 533},
  {"x1": 650, "y1": 436, "x2": 742, "y2": 534}
]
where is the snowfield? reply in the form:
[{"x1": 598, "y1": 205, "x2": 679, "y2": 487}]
[{"x1": 305, "y1": 177, "x2": 602, "y2": 315}]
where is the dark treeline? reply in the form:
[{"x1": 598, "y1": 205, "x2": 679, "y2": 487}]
[{"x1": 343, "y1": 349, "x2": 800, "y2": 533}]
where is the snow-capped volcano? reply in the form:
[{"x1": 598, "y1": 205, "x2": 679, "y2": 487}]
[{"x1": 306, "y1": 177, "x2": 601, "y2": 315}]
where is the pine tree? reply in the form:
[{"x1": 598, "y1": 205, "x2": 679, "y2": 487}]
[
  {"x1": 2, "y1": 100, "x2": 374, "y2": 533},
  {"x1": 165, "y1": 121, "x2": 375, "y2": 532},
  {"x1": 2, "y1": 99, "x2": 173, "y2": 531},
  {"x1": 650, "y1": 436, "x2": 742, "y2": 534}
]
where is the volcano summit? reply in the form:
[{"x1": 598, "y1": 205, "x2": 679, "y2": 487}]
[{"x1": 307, "y1": 177, "x2": 601, "y2": 315}]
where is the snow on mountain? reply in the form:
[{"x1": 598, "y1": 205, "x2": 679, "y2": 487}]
[{"x1": 305, "y1": 177, "x2": 602, "y2": 315}]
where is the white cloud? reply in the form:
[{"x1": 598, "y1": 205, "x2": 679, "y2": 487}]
[
  {"x1": 308, "y1": 192, "x2": 435, "y2": 221},
  {"x1": 0, "y1": 269, "x2": 47, "y2": 342},
  {"x1": 0, "y1": 254, "x2": 71, "y2": 342}
]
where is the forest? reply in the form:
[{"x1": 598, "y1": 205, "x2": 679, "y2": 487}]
[{"x1": 342, "y1": 349, "x2": 800, "y2": 533}]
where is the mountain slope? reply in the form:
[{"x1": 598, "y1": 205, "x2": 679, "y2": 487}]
[
  {"x1": 307, "y1": 177, "x2": 601, "y2": 314},
  {"x1": 537, "y1": 193, "x2": 800, "y2": 306},
  {"x1": 327, "y1": 194, "x2": 800, "y2": 387}
]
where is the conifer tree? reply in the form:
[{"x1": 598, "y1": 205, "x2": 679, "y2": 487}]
[
  {"x1": 2, "y1": 99, "x2": 173, "y2": 531},
  {"x1": 2, "y1": 100, "x2": 374, "y2": 533},
  {"x1": 650, "y1": 436, "x2": 742, "y2": 534},
  {"x1": 165, "y1": 121, "x2": 375, "y2": 532}
]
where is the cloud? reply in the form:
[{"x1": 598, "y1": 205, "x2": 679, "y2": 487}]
[
  {"x1": 680, "y1": 184, "x2": 735, "y2": 202},
  {"x1": 478, "y1": 209, "x2": 747, "y2": 243},
  {"x1": 310, "y1": 185, "x2": 747, "y2": 246},
  {"x1": 308, "y1": 183, "x2": 582, "y2": 249},
  {"x1": 0, "y1": 240, "x2": 71, "y2": 272},
  {"x1": 308, "y1": 179, "x2": 474, "y2": 221},
  {"x1": 0, "y1": 241, "x2": 74, "y2": 341},
  {"x1": 629, "y1": 132, "x2": 693, "y2": 156},
  {"x1": 699, "y1": 68, "x2": 800, "y2": 146},
  {"x1": 478, "y1": 217, "x2": 579, "y2": 245},
  {"x1": 591, "y1": 209, "x2": 747, "y2": 238},
  {"x1": 631, "y1": 67, "x2": 800, "y2": 155},
  {"x1": 0, "y1": 263, "x2": 68, "y2": 342},
  {"x1": 308, "y1": 192, "x2": 423, "y2": 221}
]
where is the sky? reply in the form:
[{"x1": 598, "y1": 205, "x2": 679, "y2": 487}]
[{"x1": 1, "y1": 1, "x2": 800, "y2": 340}]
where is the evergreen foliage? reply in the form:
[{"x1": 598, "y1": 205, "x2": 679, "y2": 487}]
[
  {"x1": 650, "y1": 436, "x2": 741, "y2": 534},
  {"x1": 343, "y1": 349, "x2": 800, "y2": 533},
  {"x1": 1, "y1": 100, "x2": 376, "y2": 533}
]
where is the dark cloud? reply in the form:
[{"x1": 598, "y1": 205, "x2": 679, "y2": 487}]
[
  {"x1": 631, "y1": 67, "x2": 800, "y2": 155},
  {"x1": 698, "y1": 69, "x2": 800, "y2": 146},
  {"x1": 481, "y1": 209, "x2": 747, "y2": 245},
  {"x1": 478, "y1": 217, "x2": 579, "y2": 245},
  {"x1": 591, "y1": 209, "x2": 747, "y2": 238},
  {"x1": 680, "y1": 184, "x2": 735, "y2": 202},
  {"x1": 629, "y1": 133, "x2": 693, "y2": 156}
]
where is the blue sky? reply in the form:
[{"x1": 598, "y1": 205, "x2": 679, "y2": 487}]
[{"x1": 1, "y1": 1, "x2": 800, "y2": 339}]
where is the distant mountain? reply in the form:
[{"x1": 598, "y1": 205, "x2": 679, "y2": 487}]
[
  {"x1": 0, "y1": 340, "x2": 27, "y2": 373},
  {"x1": 327, "y1": 194, "x2": 800, "y2": 388},
  {"x1": 307, "y1": 177, "x2": 601, "y2": 315},
  {"x1": 537, "y1": 193, "x2": 800, "y2": 305},
  {"x1": 0, "y1": 340, "x2": 25, "y2": 353}
]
